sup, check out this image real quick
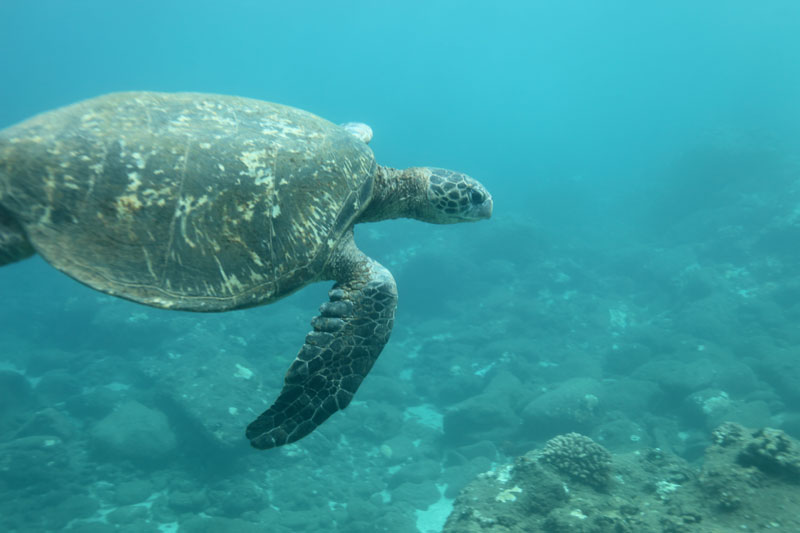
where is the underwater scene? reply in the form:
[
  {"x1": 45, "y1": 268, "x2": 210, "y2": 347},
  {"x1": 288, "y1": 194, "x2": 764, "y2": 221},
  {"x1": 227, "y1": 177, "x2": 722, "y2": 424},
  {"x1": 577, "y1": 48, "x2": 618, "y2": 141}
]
[{"x1": 1, "y1": 1, "x2": 800, "y2": 532}]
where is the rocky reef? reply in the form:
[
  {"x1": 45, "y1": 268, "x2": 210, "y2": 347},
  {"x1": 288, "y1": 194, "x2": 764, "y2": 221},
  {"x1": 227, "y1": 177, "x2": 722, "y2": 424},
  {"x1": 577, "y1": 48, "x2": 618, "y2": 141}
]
[{"x1": 443, "y1": 424, "x2": 800, "y2": 533}]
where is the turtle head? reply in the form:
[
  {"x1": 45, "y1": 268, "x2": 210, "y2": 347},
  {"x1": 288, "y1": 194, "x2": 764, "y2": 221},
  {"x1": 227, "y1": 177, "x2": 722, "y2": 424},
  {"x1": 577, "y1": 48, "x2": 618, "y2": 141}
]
[
  {"x1": 360, "y1": 166, "x2": 492, "y2": 224},
  {"x1": 417, "y1": 167, "x2": 493, "y2": 224}
]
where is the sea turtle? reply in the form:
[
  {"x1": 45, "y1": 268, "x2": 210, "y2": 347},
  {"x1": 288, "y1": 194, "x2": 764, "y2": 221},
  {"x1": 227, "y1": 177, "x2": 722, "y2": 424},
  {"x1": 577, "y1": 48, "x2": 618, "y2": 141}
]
[{"x1": 0, "y1": 92, "x2": 493, "y2": 449}]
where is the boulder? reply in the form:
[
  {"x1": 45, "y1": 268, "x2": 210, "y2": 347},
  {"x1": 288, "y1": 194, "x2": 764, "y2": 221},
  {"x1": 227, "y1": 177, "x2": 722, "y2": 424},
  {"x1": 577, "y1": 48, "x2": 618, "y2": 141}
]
[{"x1": 90, "y1": 400, "x2": 177, "y2": 463}]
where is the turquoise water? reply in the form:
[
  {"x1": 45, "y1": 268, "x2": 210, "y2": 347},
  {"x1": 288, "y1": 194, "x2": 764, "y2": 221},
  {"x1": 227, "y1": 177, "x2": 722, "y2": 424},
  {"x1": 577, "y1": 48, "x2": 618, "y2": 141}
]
[{"x1": 1, "y1": 2, "x2": 799, "y2": 532}]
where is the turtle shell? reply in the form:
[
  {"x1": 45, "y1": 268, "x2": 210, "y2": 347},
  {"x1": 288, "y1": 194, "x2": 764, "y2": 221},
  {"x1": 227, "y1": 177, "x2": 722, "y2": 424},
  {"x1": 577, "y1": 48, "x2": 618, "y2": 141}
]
[{"x1": 0, "y1": 92, "x2": 376, "y2": 310}]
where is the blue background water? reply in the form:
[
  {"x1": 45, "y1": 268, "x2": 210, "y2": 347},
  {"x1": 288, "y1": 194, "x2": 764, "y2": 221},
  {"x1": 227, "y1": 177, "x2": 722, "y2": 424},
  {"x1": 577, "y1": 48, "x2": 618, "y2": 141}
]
[{"x1": 1, "y1": 2, "x2": 799, "y2": 532}]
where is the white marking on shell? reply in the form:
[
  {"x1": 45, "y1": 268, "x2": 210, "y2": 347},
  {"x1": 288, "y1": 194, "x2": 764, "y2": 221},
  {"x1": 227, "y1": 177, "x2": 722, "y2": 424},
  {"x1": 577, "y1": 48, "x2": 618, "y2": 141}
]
[
  {"x1": 237, "y1": 201, "x2": 255, "y2": 222},
  {"x1": 248, "y1": 252, "x2": 264, "y2": 268},
  {"x1": 255, "y1": 173, "x2": 274, "y2": 187},
  {"x1": 141, "y1": 185, "x2": 172, "y2": 207},
  {"x1": 238, "y1": 150, "x2": 275, "y2": 186},
  {"x1": 131, "y1": 152, "x2": 146, "y2": 169},
  {"x1": 142, "y1": 248, "x2": 157, "y2": 279},
  {"x1": 175, "y1": 195, "x2": 209, "y2": 248},
  {"x1": 248, "y1": 270, "x2": 266, "y2": 283},
  {"x1": 213, "y1": 256, "x2": 246, "y2": 295},
  {"x1": 62, "y1": 175, "x2": 80, "y2": 190},
  {"x1": 115, "y1": 194, "x2": 142, "y2": 216},
  {"x1": 126, "y1": 172, "x2": 142, "y2": 191}
]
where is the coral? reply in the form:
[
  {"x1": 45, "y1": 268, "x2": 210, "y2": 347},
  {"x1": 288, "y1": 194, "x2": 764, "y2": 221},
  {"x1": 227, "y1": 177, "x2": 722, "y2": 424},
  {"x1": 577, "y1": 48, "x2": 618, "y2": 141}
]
[
  {"x1": 711, "y1": 421, "x2": 746, "y2": 447},
  {"x1": 538, "y1": 432, "x2": 612, "y2": 488},
  {"x1": 738, "y1": 427, "x2": 800, "y2": 481},
  {"x1": 711, "y1": 423, "x2": 800, "y2": 482},
  {"x1": 446, "y1": 425, "x2": 800, "y2": 533}
]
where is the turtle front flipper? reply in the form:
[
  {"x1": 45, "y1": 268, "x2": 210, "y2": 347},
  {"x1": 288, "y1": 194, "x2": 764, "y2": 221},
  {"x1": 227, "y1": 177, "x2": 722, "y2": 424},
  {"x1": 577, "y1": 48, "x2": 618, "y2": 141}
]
[
  {"x1": 246, "y1": 238, "x2": 397, "y2": 449},
  {"x1": 0, "y1": 205, "x2": 34, "y2": 266}
]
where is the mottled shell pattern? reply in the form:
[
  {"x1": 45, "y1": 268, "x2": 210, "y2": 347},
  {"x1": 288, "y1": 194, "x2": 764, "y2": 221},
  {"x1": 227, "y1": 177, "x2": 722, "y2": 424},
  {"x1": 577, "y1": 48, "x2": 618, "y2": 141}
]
[{"x1": 0, "y1": 92, "x2": 377, "y2": 310}]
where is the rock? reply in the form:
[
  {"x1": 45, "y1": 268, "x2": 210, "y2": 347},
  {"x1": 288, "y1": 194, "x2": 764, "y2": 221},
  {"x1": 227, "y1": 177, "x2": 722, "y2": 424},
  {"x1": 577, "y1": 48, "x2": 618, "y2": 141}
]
[
  {"x1": 90, "y1": 400, "x2": 177, "y2": 463},
  {"x1": 443, "y1": 372, "x2": 525, "y2": 445},
  {"x1": 339, "y1": 401, "x2": 405, "y2": 445},
  {"x1": 358, "y1": 374, "x2": 410, "y2": 405},
  {"x1": 345, "y1": 520, "x2": 382, "y2": 533},
  {"x1": 684, "y1": 388, "x2": 733, "y2": 426},
  {"x1": 208, "y1": 481, "x2": 267, "y2": 518},
  {"x1": 714, "y1": 360, "x2": 760, "y2": 396},
  {"x1": 33, "y1": 370, "x2": 83, "y2": 405},
  {"x1": 520, "y1": 378, "x2": 603, "y2": 439},
  {"x1": 755, "y1": 347, "x2": 800, "y2": 405},
  {"x1": 780, "y1": 412, "x2": 800, "y2": 439},
  {"x1": 66, "y1": 523, "x2": 118, "y2": 533},
  {"x1": 14, "y1": 407, "x2": 77, "y2": 441},
  {"x1": 444, "y1": 455, "x2": 568, "y2": 533},
  {"x1": 599, "y1": 378, "x2": 660, "y2": 417},
  {"x1": 735, "y1": 426, "x2": 800, "y2": 480},
  {"x1": 372, "y1": 508, "x2": 418, "y2": 533},
  {"x1": 433, "y1": 373, "x2": 487, "y2": 406},
  {"x1": 452, "y1": 440, "x2": 498, "y2": 463},
  {"x1": 379, "y1": 434, "x2": 421, "y2": 465},
  {"x1": 390, "y1": 481, "x2": 441, "y2": 509},
  {"x1": 443, "y1": 398, "x2": 520, "y2": 445},
  {"x1": 0, "y1": 435, "x2": 69, "y2": 485},
  {"x1": 112, "y1": 480, "x2": 156, "y2": 506},
  {"x1": 594, "y1": 415, "x2": 651, "y2": 451},
  {"x1": 51, "y1": 494, "x2": 99, "y2": 526},
  {"x1": 632, "y1": 357, "x2": 717, "y2": 396},
  {"x1": 0, "y1": 370, "x2": 36, "y2": 435},
  {"x1": 180, "y1": 516, "x2": 270, "y2": 533},
  {"x1": 724, "y1": 400, "x2": 772, "y2": 429},
  {"x1": 168, "y1": 489, "x2": 209, "y2": 513},
  {"x1": 442, "y1": 456, "x2": 494, "y2": 498},
  {"x1": 106, "y1": 504, "x2": 150, "y2": 525},
  {"x1": 444, "y1": 425, "x2": 800, "y2": 532},
  {"x1": 348, "y1": 478, "x2": 384, "y2": 500},
  {"x1": 702, "y1": 423, "x2": 800, "y2": 511},
  {"x1": 388, "y1": 459, "x2": 441, "y2": 489},
  {"x1": 0, "y1": 370, "x2": 33, "y2": 409},
  {"x1": 685, "y1": 390, "x2": 772, "y2": 431},
  {"x1": 603, "y1": 342, "x2": 653, "y2": 374},
  {"x1": 64, "y1": 385, "x2": 124, "y2": 421},
  {"x1": 345, "y1": 497, "x2": 381, "y2": 522}
]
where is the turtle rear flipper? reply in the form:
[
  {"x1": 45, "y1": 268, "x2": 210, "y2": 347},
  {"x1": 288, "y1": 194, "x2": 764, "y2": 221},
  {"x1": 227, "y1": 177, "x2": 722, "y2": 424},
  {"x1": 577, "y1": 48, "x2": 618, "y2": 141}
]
[
  {"x1": 0, "y1": 206, "x2": 34, "y2": 266},
  {"x1": 246, "y1": 237, "x2": 397, "y2": 449}
]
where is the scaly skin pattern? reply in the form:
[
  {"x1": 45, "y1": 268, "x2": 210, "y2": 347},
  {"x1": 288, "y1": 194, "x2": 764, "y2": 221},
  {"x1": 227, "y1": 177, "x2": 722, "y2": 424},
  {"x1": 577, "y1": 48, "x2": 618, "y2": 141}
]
[{"x1": 247, "y1": 235, "x2": 397, "y2": 449}]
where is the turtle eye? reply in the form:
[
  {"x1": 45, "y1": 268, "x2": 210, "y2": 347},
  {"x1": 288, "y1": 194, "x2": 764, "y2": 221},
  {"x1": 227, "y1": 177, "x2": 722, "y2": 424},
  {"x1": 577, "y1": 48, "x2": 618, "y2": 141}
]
[{"x1": 469, "y1": 188, "x2": 484, "y2": 205}]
